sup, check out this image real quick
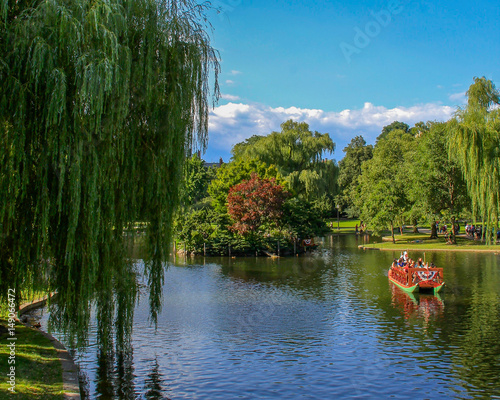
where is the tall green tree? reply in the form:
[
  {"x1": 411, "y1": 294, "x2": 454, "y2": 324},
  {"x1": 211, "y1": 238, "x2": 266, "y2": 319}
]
[
  {"x1": 233, "y1": 120, "x2": 334, "y2": 174},
  {"x1": 231, "y1": 135, "x2": 265, "y2": 160},
  {"x1": 409, "y1": 121, "x2": 431, "y2": 137},
  {"x1": 179, "y1": 153, "x2": 214, "y2": 208},
  {"x1": 336, "y1": 135, "x2": 373, "y2": 216},
  {"x1": 357, "y1": 129, "x2": 414, "y2": 242},
  {"x1": 0, "y1": 0, "x2": 219, "y2": 320},
  {"x1": 376, "y1": 121, "x2": 410, "y2": 143},
  {"x1": 448, "y1": 77, "x2": 500, "y2": 244},
  {"x1": 408, "y1": 122, "x2": 469, "y2": 242},
  {"x1": 231, "y1": 120, "x2": 338, "y2": 206}
]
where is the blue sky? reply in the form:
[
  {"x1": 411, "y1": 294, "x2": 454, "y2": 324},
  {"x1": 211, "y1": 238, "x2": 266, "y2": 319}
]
[{"x1": 201, "y1": 0, "x2": 500, "y2": 162}]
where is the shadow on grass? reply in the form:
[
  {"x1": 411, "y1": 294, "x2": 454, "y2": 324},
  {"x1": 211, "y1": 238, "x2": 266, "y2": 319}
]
[{"x1": 0, "y1": 320, "x2": 64, "y2": 399}]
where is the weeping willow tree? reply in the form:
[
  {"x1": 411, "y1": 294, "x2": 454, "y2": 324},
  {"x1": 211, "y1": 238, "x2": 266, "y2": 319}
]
[
  {"x1": 0, "y1": 0, "x2": 219, "y2": 325},
  {"x1": 231, "y1": 120, "x2": 338, "y2": 206},
  {"x1": 448, "y1": 77, "x2": 500, "y2": 244}
]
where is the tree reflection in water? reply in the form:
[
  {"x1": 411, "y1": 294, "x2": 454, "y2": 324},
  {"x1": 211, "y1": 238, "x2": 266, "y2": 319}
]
[
  {"x1": 145, "y1": 358, "x2": 169, "y2": 400},
  {"x1": 45, "y1": 243, "x2": 169, "y2": 399}
]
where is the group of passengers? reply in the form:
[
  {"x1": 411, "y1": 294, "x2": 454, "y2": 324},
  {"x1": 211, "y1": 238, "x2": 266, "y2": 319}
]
[{"x1": 391, "y1": 251, "x2": 434, "y2": 272}]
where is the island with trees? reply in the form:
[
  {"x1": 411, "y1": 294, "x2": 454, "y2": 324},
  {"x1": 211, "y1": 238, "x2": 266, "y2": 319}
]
[{"x1": 174, "y1": 120, "x2": 337, "y2": 256}]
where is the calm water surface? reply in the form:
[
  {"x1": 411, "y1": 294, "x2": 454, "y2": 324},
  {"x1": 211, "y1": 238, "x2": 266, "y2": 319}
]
[{"x1": 34, "y1": 235, "x2": 500, "y2": 399}]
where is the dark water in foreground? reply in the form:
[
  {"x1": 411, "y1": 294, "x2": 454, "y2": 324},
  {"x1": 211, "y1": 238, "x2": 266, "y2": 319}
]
[{"x1": 33, "y1": 235, "x2": 500, "y2": 399}]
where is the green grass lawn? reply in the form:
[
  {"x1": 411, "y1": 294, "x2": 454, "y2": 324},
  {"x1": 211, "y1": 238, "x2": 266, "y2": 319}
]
[
  {"x1": 326, "y1": 219, "x2": 361, "y2": 233},
  {"x1": 0, "y1": 319, "x2": 64, "y2": 399},
  {"x1": 0, "y1": 291, "x2": 48, "y2": 318},
  {"x1": 362, "y1": 233, "x2": 500, "y2": 252}
]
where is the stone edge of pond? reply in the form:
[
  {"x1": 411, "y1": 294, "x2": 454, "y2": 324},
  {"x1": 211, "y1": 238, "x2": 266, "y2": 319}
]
[
  {"x1": 18, "y1": 295, "x2": 81, "y2": 400},
  {"x1": 358, "y1": 244, "x2": 500, "y2": 253}
]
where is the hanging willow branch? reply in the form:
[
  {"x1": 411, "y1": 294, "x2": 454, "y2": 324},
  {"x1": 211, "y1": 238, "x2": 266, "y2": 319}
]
[
  {"x1": 448, "y1": 77, "x2": 500, "y2": 245},
  {"x1": 0, "y1": 0, "x2": 219, "y2": 324}
]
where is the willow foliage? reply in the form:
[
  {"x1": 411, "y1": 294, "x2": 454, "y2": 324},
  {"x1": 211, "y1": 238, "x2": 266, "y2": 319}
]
[
  {"x1": 231, "y1": 120, "x2": 337, "y2": 202},
  {"x1": 448, "y1": 77, "x2": 500, "y2": 244},
  {"x1": 0, "y1": 0, "x2": 219, "y2": 322}
]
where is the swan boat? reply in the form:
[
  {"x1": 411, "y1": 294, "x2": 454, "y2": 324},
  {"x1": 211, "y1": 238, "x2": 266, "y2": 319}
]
[{"x1": 388, "y1": 263, "x2": 445, "y2": 294}]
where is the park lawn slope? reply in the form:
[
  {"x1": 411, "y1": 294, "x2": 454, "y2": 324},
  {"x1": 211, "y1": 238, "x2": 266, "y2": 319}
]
[
  {"x1": 0, "y1": 318, "x2": 64, "y2": 399},
  {"x1": 361, "y1": 234, "x2": 500, "y2": 252}
]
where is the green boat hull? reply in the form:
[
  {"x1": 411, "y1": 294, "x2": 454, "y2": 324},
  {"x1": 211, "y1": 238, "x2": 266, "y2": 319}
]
[
  {"x1": 433, "y1": 282, "x2": 445, "y2": 294},
  {"x1": 389, "y1": 276, "x2": 445, "y2": 294},
  {"x1": 389, "y1": 277, "x2": 419, "y2": 293}
]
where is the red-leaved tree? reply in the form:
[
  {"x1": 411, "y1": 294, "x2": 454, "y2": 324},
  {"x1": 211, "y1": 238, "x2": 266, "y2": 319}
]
[{"x1": 227, "y1": 174, "x2": 289, "y2": 235}]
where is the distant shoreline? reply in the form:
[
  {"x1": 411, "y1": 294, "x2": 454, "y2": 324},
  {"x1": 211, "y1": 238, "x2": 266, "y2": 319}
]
[{"x1": 358, "y1": 244, "x2": 500, "y2": 253}]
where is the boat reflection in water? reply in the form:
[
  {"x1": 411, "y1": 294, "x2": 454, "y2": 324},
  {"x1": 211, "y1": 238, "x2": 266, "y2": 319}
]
[{"x1": 390, "y1": 282, "x2": 444, "y2": 324}]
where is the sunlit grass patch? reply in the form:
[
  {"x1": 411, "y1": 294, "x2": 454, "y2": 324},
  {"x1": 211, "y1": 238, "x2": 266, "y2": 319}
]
[
  {"x1": 326, "y1": 219, "x2": 361, "y2": 232},
  {"x1": 362, "y1": 235, "x2": 500, "y2": 252},
  {"x1": 0, "y1": 319, "x2": 64, "y2": 399}
]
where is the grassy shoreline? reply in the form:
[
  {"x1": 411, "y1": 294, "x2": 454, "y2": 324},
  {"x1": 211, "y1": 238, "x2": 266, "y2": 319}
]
[
  {"x1": 0, "y1": 292, "x2": 67, "y2": 399},
  {"x1": 360, "y1": 233, "x2": 500, "y2": 252},
  {"x1": 0, "y1": 318, "x2": 64, "y2": 398}
]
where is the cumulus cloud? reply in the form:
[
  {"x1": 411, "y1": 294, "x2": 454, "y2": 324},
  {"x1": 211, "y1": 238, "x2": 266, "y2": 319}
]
[
  {"x1": 220, "y1": 93, "x2": 240, "y2": 101},
  {"x1": 208, "y1": 101, "x2": 455, "y2": 157},
  {"x1": 230, "y1": 70, "x2": 242, "y2": 75}
]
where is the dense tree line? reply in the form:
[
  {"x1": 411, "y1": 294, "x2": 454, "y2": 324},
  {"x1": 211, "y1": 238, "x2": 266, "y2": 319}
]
[
  {"x1": 178, "y1": 77, "x2": 499, "y2": 254},
  {"x1": 339, "y1": 77, "x2": 499, "y2": 245}
]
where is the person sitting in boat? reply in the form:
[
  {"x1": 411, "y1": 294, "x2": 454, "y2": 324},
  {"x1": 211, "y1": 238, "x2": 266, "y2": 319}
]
[
  {"x1": 397, "y1": 257, "x2": 405, "y2": 268},
  {"x1": 403, "y1": 261, "x2": 409, "y2": 273},
  {"x1": 416, "y1": 258, "x2": 425, "y2": 268},
  {"x1": 402, "y1": 251, "x2": 409, "y2": 263}
]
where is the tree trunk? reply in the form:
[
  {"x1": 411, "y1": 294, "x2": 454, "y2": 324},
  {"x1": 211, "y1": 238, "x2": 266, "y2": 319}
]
[
  {"x1": 481, "y1": 212, "x2": 486, "y2": 243},
  {"x1": 450, "y1": 216, "x2": 456, "y2": 244},
  {"x1": 412, "y1": 219, "x2": 419, "y2": 233},
  {"x1": 496, "y1": 213, "x2": 499, "y2": 245},
  {"x1": 430, "y1": 222, "x2": 438, "y2": 239},
  {"x1": 391, "y1": 222, "x2": 395, "y2": 244}
]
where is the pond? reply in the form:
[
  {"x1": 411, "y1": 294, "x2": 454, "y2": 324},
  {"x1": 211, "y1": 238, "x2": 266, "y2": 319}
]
[{"x1": 30, "y1": 234, "x2": 500, "y2": 399}]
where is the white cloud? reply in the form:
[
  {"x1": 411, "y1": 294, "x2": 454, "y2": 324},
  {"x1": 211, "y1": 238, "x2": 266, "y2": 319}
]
[
  {"x1": 208, "y1": 101, "x2": 455, "y2": 156},
  {"x1": 225, "y1": 79, "x2": 235, "y2": 85},
  {"x1": 449, "y1": 92, "x2": 467, "y2": 104},
  {"x1": 220, "y1": 93, "x2": 240, "y2": 101},
  {"x1": 230, "y1": 70, "x2": 242, "y2": 75}
]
